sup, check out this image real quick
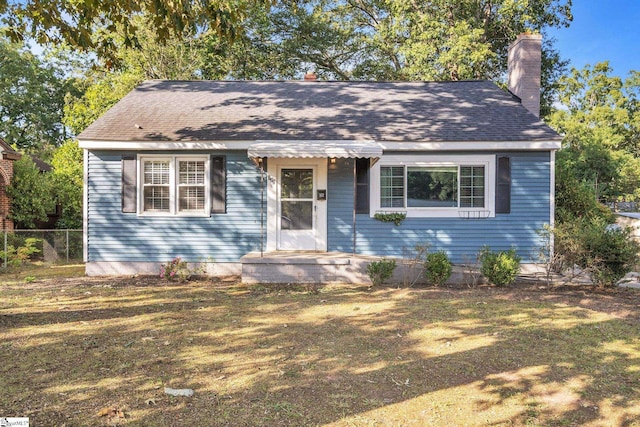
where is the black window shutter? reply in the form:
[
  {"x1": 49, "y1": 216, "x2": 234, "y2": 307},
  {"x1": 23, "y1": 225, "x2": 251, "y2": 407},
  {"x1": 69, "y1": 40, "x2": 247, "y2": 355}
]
[
  {"x1": 211, "y1": 156, "x2": 226, "y2": 214},
  {"x1": 355, "y1": 158, "x2": 370, "y2": 214},
  {"x1": 122, "y1": 156, "x2": 137, "y2": 213},
  {"x1": 496, "y1": 156, "x2": 511, "y2": 214}
]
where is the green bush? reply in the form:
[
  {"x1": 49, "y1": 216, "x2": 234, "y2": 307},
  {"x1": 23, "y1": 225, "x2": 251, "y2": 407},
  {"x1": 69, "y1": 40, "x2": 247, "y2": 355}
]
[
  {"x1": 479, "y1": 246, "x2": 521, "y2": 286},
  {"x1": 367, "y1": 258, "x2": 396, "y2": 286},
  {"x1": 554, "y1": 218, "x2": 639, "y2": 287},
  {"x1": 160, "y1": 257, "x2": 191, "y2": 282},
  {"x1": 424, "y1": 251, "x2": 452, "y2": 286},
  {"x1": 0, "y1": 237, "x2": 42, "y2": 267},
  {"x1": 589, "y1": 226, "x2": 639, "y2": 286},
  {"x1": 555, "y1": 150, "x2": 617, "y2": 224},
  {"x1": 7, "y1": 155, "x2": 55, "y2": 228},
  {"x1": 373, "y1": 212, "x2": 407, "y2": 226}
]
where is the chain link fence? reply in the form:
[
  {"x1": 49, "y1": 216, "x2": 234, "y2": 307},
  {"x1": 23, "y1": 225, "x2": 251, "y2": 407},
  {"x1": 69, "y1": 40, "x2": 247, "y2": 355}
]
[
  {"x1": 609, "y1": 201, "x2": 639, "y2": 212},
  {"x1": 1, "y1": 229, "x2": 83, "y2": 268}
]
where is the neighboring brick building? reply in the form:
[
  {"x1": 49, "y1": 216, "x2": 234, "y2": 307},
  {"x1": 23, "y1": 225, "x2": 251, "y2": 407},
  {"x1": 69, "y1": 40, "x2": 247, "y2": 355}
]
[{"x1": 0, "y1": 138, "x2": 21, "y2": 231}]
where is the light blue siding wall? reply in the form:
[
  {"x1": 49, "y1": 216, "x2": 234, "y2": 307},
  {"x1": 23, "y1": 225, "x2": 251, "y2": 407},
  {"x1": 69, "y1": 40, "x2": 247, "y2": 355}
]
[
  {"x1": 328, "y1": 153, "x2": 551, "y2": 263},
  {"x1": 87, "y1": 150, "x2": 263, "y2": 263},
  {"x1": 328, "y1": 158, "x2": 356, "y2": 252},
  {"x1": 89, "y1": 150, "x2": 551, "y2": 264}
]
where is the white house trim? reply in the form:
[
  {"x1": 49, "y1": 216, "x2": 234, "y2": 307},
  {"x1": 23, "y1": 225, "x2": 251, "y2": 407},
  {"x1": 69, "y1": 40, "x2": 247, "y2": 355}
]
[{"x1": 83, "y1": 149, "x2": 89, "y2": 262}]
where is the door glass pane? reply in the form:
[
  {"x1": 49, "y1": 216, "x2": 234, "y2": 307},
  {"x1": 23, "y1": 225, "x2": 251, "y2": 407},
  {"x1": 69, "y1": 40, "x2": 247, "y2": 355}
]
[
  {"x1": 281, "y1": 201, "x2": 313, "y2": 230},
  {"x1": 281, "y1": 169, "x2": 313, "y2": 199}
]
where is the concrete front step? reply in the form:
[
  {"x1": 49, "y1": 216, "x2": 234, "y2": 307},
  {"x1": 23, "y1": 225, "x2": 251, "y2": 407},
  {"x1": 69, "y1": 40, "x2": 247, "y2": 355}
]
[
  {"x1": 240, "y1": 251, "x2": 469, "y2": 285},
  {"x1": 240, "y1": 251, "x2": 377, "y2": 284}
]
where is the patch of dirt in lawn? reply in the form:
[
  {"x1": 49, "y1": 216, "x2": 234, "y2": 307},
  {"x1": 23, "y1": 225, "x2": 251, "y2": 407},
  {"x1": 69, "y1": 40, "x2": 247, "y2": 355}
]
[{"x1": 1, "y1": 275, "x2": 639, "y2": 426}]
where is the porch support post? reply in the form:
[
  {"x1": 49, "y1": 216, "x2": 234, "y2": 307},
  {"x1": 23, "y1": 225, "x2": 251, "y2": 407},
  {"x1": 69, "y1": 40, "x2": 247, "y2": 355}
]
[
  {"x1": 352, "y1": 158, "x2": 357, "y2": 255},
  {"x1": 260, "y1": 159, "x2": 265, "y2": 257}
]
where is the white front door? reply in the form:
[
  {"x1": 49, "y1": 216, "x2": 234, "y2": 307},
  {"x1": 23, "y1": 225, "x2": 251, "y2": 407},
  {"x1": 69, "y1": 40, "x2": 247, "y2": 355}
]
[{"x1": 267, "y1": 158, "x2": 327, "y2": 251}]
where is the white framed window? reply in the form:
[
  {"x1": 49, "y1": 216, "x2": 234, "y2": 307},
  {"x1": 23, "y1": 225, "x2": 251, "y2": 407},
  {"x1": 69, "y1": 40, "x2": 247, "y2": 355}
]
[
  {"x1": 371, "y1": 155, "x2": 495, "y2": 218},
  {"x1": 138, "y1": 155, "x2": 210, "y2": 216},
  {"x1": 143, "y1": 160, "x2": 170, "y2": 212},
  {"x1": 178, "y1": 160, "x2": 206, "y2": 212}
]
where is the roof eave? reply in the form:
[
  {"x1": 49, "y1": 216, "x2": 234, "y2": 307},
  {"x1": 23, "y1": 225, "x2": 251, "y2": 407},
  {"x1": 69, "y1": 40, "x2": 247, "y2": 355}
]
[
  {"x1": 77, "y1": 138, "x2": 562, "y2": 151},
  {"x1": 378, "y1": 139, "x2": 562, "y2": 151}
]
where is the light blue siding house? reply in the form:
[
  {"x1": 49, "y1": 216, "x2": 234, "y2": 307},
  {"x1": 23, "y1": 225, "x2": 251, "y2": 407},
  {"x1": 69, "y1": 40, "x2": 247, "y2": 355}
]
[{"x1": 78, "y1": 34, "x2": 561, "y2": 282}]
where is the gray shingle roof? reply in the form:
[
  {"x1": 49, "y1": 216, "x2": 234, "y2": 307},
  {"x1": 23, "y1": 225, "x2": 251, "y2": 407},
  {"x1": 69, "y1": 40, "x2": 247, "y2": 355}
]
[
  {"x1": 78, "y1": 80, "x2": 561, "y2": 142},
  {"x1": 0, "y1": 138, "x2": 21, "y2": 160}
]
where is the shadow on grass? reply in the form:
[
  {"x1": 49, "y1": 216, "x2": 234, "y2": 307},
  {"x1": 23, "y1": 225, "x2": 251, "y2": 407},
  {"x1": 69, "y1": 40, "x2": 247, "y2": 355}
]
[{"x1": 1, "y1": 279, "x2": 639, "y2": 426}]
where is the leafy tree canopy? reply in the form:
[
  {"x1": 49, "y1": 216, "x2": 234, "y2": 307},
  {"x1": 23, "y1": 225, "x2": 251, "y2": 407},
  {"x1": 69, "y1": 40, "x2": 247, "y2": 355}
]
[
  {"x1": 6, "y1": 154, "x2": 55, "y2": 229},
  {"x1": 0, "y1": 36, "x2": 76, "y2": 154},
  {"x1": 550, "y1": 62, "x2": 640, "y2": 202},
  {"x1": 51, "y1": 140, "x2": 83, "y2": 229},
  {"x1": 0, "y1": 0, "x2": 268, "y2": 66},
  {"x1": 64, "y1": 70, "x2": 143, "y2": 136}
]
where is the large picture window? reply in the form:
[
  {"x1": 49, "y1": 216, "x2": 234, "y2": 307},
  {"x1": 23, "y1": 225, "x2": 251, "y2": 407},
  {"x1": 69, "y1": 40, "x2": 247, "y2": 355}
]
[
  {"x1": 372, "y1": 155, "x2": 495, "y2": 218},
  {"x1": 139, "y1": 156, "x2": 210, "y2": 216},
  {"x1": 406, "y1": 166, "x2": 458, "y2": 208}
]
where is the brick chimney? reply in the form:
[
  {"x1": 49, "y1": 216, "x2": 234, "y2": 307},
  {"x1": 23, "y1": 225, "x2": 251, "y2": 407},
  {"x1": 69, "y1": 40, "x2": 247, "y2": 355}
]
[
  {"x1": 508, "y1": 33, "x2": 542, "y2": 118},
  {"x1": 303, "y1": 71, "x2": 317, "y2": 81}
]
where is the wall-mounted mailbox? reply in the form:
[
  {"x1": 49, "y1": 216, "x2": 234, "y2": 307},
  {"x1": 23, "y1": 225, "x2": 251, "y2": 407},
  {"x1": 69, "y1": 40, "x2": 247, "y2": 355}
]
[{"x1": 317, "y1": 189, "x2": 327, "y2": 201}]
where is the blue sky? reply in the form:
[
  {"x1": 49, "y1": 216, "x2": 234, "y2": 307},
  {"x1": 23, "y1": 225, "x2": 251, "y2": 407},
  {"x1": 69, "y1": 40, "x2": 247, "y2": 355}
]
[{"x1": 547, "y1": 0, "x2": 640, "y2": 78}]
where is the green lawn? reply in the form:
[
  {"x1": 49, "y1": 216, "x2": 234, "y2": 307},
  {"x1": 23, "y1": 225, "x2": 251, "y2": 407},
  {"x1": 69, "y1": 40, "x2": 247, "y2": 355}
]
[{"x1": 1, "y1": 271, "x2": 639, "y2": 426}]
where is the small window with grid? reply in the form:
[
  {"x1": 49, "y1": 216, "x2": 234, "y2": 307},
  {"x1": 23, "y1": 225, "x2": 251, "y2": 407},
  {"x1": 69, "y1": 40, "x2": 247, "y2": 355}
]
[
  {"x1": 380, "y1": 166, "x2": 404, "y2": 208},
  {"x1": 178, "y1": 160, "x2": 206, "y2": 212},
  {"x1": 459, "y1": 166, "x2": 485, "y2": 208},
  {"x1": 143, "y1": 160, "x2": 170, "y2": 212}
]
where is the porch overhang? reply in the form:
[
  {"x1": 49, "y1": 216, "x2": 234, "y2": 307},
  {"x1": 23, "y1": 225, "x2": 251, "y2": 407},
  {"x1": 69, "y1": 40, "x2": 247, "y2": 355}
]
[{"x1": 247, "y1": 140, "x2": 383, "y2": 162}]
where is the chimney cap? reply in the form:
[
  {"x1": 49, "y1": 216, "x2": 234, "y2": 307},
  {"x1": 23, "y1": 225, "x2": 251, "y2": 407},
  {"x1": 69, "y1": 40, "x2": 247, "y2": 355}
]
[
  {"x1": 516, "y1": 32, "x2": 542, "y2": 38},
  {"x1": 304, "y1": 71, "x2": 317, "y2": 81},
  {"x1": 509, "y1": 33, "x2": 542, "y2": 48}
]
